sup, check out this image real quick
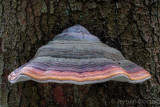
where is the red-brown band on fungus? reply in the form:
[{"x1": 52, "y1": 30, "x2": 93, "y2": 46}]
[{"x1": 8, "y1": 25, "x2": 151, "y2": 85}]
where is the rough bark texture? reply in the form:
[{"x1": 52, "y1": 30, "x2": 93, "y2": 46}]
[{"x1": 0, "y1": 0, "x2": 160, "y2": 107}]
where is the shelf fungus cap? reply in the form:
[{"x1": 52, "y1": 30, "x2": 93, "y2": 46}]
[{"x1": 8, "y1": 25, "x2": 151, "y2": 85}]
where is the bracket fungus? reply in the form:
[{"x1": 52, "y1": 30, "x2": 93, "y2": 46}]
[{"x1": 8, "y1": 25, "x2": 151, "y2": 85}]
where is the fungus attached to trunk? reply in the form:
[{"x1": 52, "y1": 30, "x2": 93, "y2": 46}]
[{"x1": 8, "y1": 25, "x2": 151, "y2": 85}]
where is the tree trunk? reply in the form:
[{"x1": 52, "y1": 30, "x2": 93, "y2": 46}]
[{"x1": 0, "y1": 0, "x2": 160, "y2": 107}]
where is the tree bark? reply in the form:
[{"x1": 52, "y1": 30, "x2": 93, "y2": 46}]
[{"x1": 0, "y1": 0, "x2": 160, "y2": 107}]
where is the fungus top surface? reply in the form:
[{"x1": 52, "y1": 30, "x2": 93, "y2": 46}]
[
  {"x1": 8, "y1": 25, "x2": 151, "y2": 85},
  {"x1": 53, "y1": 25, "x2": 100, "y2": 42}
]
